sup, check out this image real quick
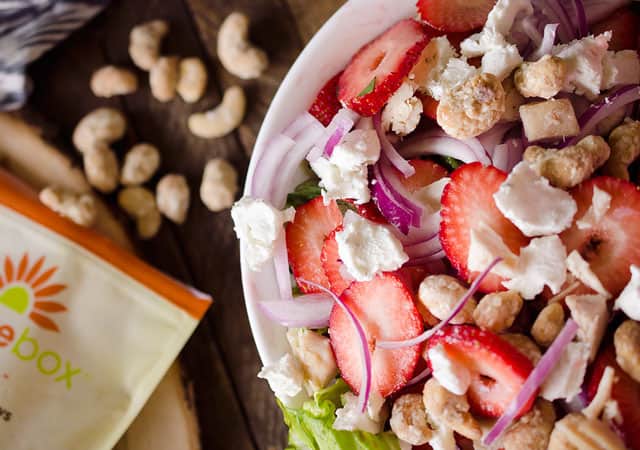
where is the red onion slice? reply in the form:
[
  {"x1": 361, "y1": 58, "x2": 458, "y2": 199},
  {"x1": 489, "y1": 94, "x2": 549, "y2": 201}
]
[
  {"x1": 404, "y1": 237, "x2": 442, "y2": 259},
  {"x1": 405, "y1": 250, "x2": 446, "y2": 267},
  {"x1": 530, "y1": 23, "x2": 559, "y2": 60},
  {"x1": 377, "y1": 258, "x2": 502, "y2": 350},
  {"x1": 324, "y1": 126, "x2": 347, "y2": 157},
  {"x1": 322, "y1": 108, "x2": 359, "y2": 157},
  {"x1": 477, "y1": 123, "x2": 514, "y2": 158},
  {"x1": 405, "y1": 367, "x2": 432, "y2": 388},
  {"x1": 250, "y1": 134, "x2": 297, "y2": 201},
  {"x1": 583, "y1": 0, "x2": 631, "y2": 25},
  {"x1": 483, "y1": 319, "x2": 579, "y2": 445},
  {"x1": 378, "y1": 157, "x2": 423, "y2": 227},
  {"x1": 372, "y1": 163, "x2": 416, "y2": 234},
  {"x1": 399, "y1": 130, "x2": 488, "y2": 164},
  {"x1": 492, "y1": 138, "x2": 524, "y2": 172},
  {"x1": 283, "y1": 112, "x2": 319, "y2": 139},
  {"x1": 393, "y1": 211, "x2": 442, "y2": 246},
  {"x1": 273, "y1": 235, "x2": 293, "y2": 301},
  {"x1": 299, "y1": 278, "x2": 372, "y2": 413},
  {"x1": 542, "y1": 0, "x2": 577, "y2": 42},
  {"x1": 565, "y1": 85, "x2": 640, "y2": 147},
  {"x1": 258, "y1": 293, "x2": 335, "y2": 328},
  {"x1": 373, "y1": 112, "x2": 415, "y2": 178}
]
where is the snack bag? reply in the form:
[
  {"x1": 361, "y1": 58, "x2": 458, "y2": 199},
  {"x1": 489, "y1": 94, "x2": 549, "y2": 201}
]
[{"x1": 0, "y1": 171, "x2": 211, "y2": 450}]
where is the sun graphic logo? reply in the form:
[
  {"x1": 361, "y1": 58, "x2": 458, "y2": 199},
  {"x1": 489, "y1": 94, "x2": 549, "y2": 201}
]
[{"x1": 0, "y1": 254, "x2": 66, "y2": 333}]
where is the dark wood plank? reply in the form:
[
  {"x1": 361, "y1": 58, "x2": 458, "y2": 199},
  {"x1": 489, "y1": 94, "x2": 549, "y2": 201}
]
[
  {"x1": 26, "y1": 4, "x2": 257, "y2": 450},
  {"x1": 285, "y1": 0, "x2": 346, "y2": 44}
]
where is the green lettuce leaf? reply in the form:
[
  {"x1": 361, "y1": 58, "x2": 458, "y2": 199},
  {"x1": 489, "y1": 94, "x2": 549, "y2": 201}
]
[{"x1": 278, "y1": 379, "x2": 401, "y2": 450}]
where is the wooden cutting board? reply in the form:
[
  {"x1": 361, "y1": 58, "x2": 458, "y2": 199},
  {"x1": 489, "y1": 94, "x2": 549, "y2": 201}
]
[{"x1": 0, "y1": 112, "x2": 201, "y2": 450}]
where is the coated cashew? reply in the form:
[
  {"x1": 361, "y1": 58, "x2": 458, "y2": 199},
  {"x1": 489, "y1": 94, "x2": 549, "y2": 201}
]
[
  {"x1": 118, "y1": 186, "x2": 162, "y2": 239},
  {"x1": 177, "y1": 57, "x2": 208, "y2": 103},
  {"x1": 129, "y1": 20, "x2": 169, "y2": 71},
  {"x1": 39, "y1": 186, "x2": 97, "y2": 227},
  {"x1": 188, "y1": 86, "x2": 245, "y2": 138},
  {"x1": 150, "y1": 56, "x2": 179, "y2": 102},
  {"x1": 121, "y1": 143, "x2": 161, "y2": 186},
  {"x1": 90, "y1": 65, "x2": 138, "y2": 98},
  {"x1": 156, "y1": 174, "x2": 190, "y2": 224},
  {"x1": 72, "y1": 107, "x2": 126, "y2": 154},
  {"x1": 217, "y1": 12, "x2": 269, "y2": 80},
  {"x1": 200, "y1": 158, "x2": 238, "y2": 212},
  {"x1": 83, "y1": 146, "x2": 120, "y2": 193},
  {"x1": 603, "y1": 119, "x2": 640, "y2": 180},
  {"x1": 137, "y1": 208, "x2": 162, "y2": 240}
]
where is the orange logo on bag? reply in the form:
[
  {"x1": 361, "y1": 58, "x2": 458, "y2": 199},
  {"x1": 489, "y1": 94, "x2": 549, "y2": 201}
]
[{"x1": 0, "y1": 254, "x2": 66, "y2": 332}]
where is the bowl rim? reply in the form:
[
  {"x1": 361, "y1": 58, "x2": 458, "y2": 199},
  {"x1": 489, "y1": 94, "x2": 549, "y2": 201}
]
[{"x1": 241, "y1": 0, "x2": 417, "y2": 366}]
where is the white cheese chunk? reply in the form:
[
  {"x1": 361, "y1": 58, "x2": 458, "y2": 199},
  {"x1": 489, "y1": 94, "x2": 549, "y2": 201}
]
[
  {"x1": 333, "y1": 391, "x2": 388, "y2": 434},
  {"x1": 382, "y1": 81, "x2": 423, "y2": 136},
  {"x1": 481, "y1": 44, "x2": 523, "y2": 81},
  {"x1": 467, "y1": 223, "x2": 519, "y2": 278},
  {"x1": 541, "y1": 342, "x2": 590, "y2": 401},
  {"x1": 310, "y1": 157, "x2": 371, "y2": 205},
  {"x1": 494, "y1": 162, "x2": 577, "y2": 237},
  {"x1": 565, "y1": 294, "x2": 609, "y2": 361},
  {"x1": 414, "y1": 177, "x2": 450, "y2": 214},
  {"x1": 428, "y1": 344, "x2": 472, "y2": 395},
  {"x1": 231, "y1": 197, "x2": 295, "y2": 271},
  {"x1": 428, "y1": 57, "x2": 478, "y2": 101},
  {"x1": 576, "y1": 186, "x2": 611, "y2": 230},
  {"x1": 330, "y1": 129, "x2": 381, "y2": 170},
  {"x1": 485, "y1": 0, "x2": 534, "y2": 35},
  {"x1": 286, "y1": 328, "x2": 338, "y2": 394},
  {"x1": 566, "y1": 250, "x2": 610, "y2": 297},
  {"x1": 412, "y1": 36, "x2": 458, "y2": 92},
  {"x1": 335, "y1": 211, "x2": 409, "y2": 281},
  {"x1": 258, "y1": 353, "x2": 306, "y2": 403},
  {"x1": 614, "y1": 265, "x2": 640, "y2": 320},
  {"x1": 602, "y1": 50, "x2": 640, "y2": 90},
  {"x1": 553, "y1": 32, "x2": 611, "y2": 98},
  {"x1": 503, "y1": 235, "x2": 567, "y2": 299}
]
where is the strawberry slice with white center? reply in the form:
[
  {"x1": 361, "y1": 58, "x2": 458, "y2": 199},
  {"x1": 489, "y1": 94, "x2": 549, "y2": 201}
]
[
  {"x1": 426, "y1": 325, "x2": 535, "y2": 418},
  {"x1": 588, "y1": 345, "x2": 640, "y2": 449},
  {"x1": 337, "y1": 19, "x2": 432, "y2": 116},
  {"x1": 286, "y1": 197, "x2": 343, "y2": 294},
  {"x1": 440, "y1": 163, "x2": 529, "y2": 293},
  {"x1": 399, "y1": 159, "x2": 449, "y2": 192},
  {"x1": 329, "y1": 273, "x2": 423, "y2": 397},
  {"x1": 417, "y1": 0, "x2": 496, "y2": 33},
  {"x1": 560, "y1": 176, "x2": 640, "y2": 297},
  {"x1": 321, "y1": 227, "x2": 352, "y2": 296}
]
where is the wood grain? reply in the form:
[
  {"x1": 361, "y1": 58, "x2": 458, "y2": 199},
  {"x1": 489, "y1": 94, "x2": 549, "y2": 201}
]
[{"x1": 26, "y1": 0, "x2": 345, "y2": 448}]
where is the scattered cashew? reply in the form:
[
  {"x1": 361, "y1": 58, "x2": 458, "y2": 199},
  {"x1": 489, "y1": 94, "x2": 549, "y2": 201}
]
[
  {"x1": 83, "y1": 146, "x2": 119, "y2": 193},
  {"x1": 129, "y1": 20, "x2": 169, "y2": 71},
  {"x1": 502, "y1": 399, "x2": 556, "y2": 450},
  {"x1": 422, "y1": 378, "x2": 481, "y2": 440},
  {"x1": 72, "y1": 107, "x2": 126, "y2": 154},
  {"x1": 156, "y1": 174, "x2": 190, "y2": 224},
  {"x1": 502, "y1": 76, "x2": 525, "y2": 122},
  {"x1": 390, "y1": 393, "x2": 433, "y2": 446},
  {"x1": 614, "y1": 320, "x2": 640, "y2": 383},
  {"x1": 514, "y1": 55, "x2": 567, "y2": 99},
  {"x1": 90, "y1": 65, "x2": 138, "y2": 98},
  {"x1": 437, "y1": 72, "x2": 506, "y2": 139},
  {"x1": 473, "y1": 290, "x2": 523, "y2": 333},
  {"x1": 501, "y1": 333, "x2": 542, "y2": 365},
  {"x1": 217, "y1": 12, "x2": 269, "y2": 80},
  {"x1": 150, "y1": 56, "x2": 179, "y2": 102},
  {"x1": 524, "y1": 135, "x2": 611, "y2": 189},
  {"x1": 603, "y1": 119, "x2": 640, "y2": 180},
  {"x1": 177, "y1": 57, "x2": 208, "y2": 103},
  {"x1": 188, "y1": 86, "x2": 246, "y2": 138},
  {"x1": 531, "y1": 303, "x2": 565, "y2": 348},
  {"x1": 418, "y1": 274, "x2": 476, "y2": 325},
  {"x1": 547, "y1": 413, "x2": 626, "y2": 450},
  {"x1": 121, "y1": 143, "x2": 161, "y2": 186},
  {"x1": 200, "y1": 158, "x2": 238, "y2": 212},
  {"x1": 118, "y1": 186, "x2": 162, "y2": 239},
  {"x1": 39, "y1": 186, "x2": 97, "y2": 227}
]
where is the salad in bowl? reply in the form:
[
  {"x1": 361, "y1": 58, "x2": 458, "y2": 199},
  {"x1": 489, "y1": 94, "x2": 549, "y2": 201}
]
[{"x1": 232, "y1": 0, "x2": 640, "y2": 448}]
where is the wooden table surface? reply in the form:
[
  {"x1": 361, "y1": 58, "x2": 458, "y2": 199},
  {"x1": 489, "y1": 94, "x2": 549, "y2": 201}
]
[{"x1": 25, "y1": 0, "x2": 345, "y2": 448}]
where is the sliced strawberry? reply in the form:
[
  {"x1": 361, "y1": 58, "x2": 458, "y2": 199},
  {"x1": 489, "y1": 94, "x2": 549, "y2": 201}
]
[
  {"x1": 286, "y1": 197, "x2": 343, "y2": 294},
  {"x1": 349, "y1": 200, "x2": 388, "y2": 224},
  {"x1": 309, "y1": 72, "x2": 342, "y2": 127},
  {"x1": 329, "y1": 273, "x2": 423, "y2": 397},
  {"x1": 400, "y1": 159, "x2": 449, "y2": 192},
  {"x1": 320, "y1": 228, "x2": 352, "y2": 296},
  {"x1": 427, "y1": 325, "x2": 535, "y2": 418},
  {"x1": 338, "y1": 19, "x2": 432, "y2": 116},
  {"x1": 587, "y1": 345, "x2": 640, "y2": 449},
  {"x1": 560, "y1": 177, "x2": 640, "y2": 297},
  {"x1": 590, "y1": 7, "x2": 640, "y2": 51},
  {"x1": 440, "y1": 163, "x2": 529, "y2": 293},
  {"x1": 417, "y1": 0, "x2": 496, "y2": 33},
  {"x1": 418, "y1": 94, "x2": 439, "y2": 121}
]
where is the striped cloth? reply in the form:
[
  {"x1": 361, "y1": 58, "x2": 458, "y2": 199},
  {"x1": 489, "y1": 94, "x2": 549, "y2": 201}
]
[{"x1": 0, "y1": 0, "x2": 108, "y2": 110}]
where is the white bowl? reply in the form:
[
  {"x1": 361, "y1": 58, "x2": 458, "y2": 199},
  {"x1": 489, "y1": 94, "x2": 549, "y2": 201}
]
[{"x1": 242, "y1": 0, "x2": 416, "y2": 365}]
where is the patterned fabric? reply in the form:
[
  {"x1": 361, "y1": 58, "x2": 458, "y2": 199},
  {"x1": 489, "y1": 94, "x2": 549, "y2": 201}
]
[{"x1": 0, "y1": 0, "x2": 108, "y2": 110}]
